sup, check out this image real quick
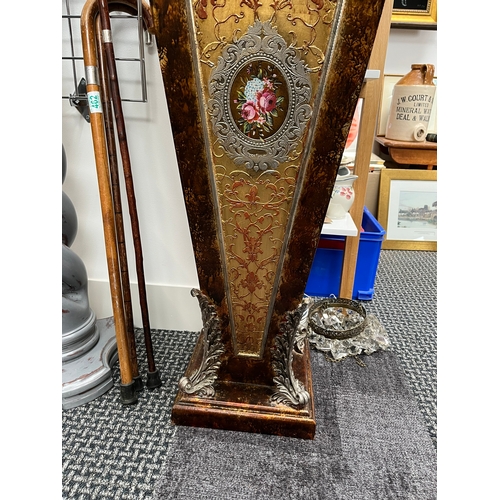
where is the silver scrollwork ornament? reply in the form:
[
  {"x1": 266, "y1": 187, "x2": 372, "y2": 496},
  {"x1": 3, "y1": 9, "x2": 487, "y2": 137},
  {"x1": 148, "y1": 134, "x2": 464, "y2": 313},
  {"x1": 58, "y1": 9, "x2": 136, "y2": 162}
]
[
  {"x1": 270, "y1": 299, "x2": 311, "y2": 409},
  {"x1": 208, "y1": 20, "x2": 312, "y2": 172},
  {"x1": 178, "y1": 289, "x2": 224, "y2": 398}
]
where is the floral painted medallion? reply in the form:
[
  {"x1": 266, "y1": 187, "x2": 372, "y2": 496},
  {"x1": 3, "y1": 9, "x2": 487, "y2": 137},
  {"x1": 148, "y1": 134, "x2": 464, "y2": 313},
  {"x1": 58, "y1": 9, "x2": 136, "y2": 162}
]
[
  {"x1": 208, "y1": 20, "x2": 312, "y2": 171},
  {"x1": 230, "y1": 61, "x2": 288, "y2": 141}
]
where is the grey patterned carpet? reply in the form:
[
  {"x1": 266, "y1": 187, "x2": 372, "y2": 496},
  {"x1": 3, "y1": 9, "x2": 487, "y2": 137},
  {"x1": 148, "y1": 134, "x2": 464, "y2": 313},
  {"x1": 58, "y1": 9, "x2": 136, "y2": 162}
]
[
  {"x1": 154, "y1": 349, "x2": 436, "y2": 500},
  {"x1": 364, "y1": 250, "x2": 437, "y2": 446},
  {"x1": 62, "y1": 249, "x2": 437, "y2": 499}
]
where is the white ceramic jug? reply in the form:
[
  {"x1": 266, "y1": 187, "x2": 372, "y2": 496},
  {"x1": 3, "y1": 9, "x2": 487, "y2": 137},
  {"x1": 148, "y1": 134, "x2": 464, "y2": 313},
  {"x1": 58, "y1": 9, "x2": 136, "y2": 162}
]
[
  {"x1": 385, "y1": 64, "x2": 436, "y2": 142},
  {"x1": 326, "y1": 166, "x2": 358, "y2": 220}
]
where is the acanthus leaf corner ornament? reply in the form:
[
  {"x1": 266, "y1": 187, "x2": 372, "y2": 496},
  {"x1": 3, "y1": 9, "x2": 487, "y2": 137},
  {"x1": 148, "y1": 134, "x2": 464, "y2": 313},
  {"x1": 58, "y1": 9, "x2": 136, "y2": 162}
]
[
  {"x1": 270, "y1": 299, "x2": 311, "y2": 408},
  {"x1": 178, "y1": 289, "x2": 224, "y2": 398}
]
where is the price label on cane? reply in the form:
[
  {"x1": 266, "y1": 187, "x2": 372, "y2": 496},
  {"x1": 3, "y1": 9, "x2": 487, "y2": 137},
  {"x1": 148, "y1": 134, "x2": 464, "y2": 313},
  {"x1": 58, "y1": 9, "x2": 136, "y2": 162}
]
[{"x1": 87, "y1": 91, "x2": 103, "y2": 114}]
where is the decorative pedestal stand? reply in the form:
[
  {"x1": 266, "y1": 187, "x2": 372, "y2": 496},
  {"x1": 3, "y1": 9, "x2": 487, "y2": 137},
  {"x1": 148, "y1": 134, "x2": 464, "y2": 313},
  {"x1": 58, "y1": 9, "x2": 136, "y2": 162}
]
[
  {"x1": 151, "y1": 0, "x2": 384, "y2": 439},
  {"x1": 62, "y1": 145, "x2": 118, "y2": 410}
]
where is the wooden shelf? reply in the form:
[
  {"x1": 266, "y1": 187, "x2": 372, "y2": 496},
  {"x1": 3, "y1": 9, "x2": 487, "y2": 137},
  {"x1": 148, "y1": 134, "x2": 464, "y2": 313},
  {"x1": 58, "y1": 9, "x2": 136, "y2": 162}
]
[
  {"x1": 318, "y1": 68, "x2": 380, "y2": 242},
  {"x1": 321, "y1": 213, "x2": 358, "y2": 237},
  {"x1": 375, "y1": 136, "x2": 437, "y2": 169},
  {"x1": 339, "y1": 0, "x2": 392, "y2": 299}
]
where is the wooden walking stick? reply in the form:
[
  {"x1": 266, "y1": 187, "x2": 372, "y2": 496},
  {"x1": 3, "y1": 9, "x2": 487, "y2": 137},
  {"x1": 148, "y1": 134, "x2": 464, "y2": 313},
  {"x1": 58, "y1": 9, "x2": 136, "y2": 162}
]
[
  {"x1": 81, "y1": 0, "x2": 138, "y2": 404},
  {"x1": 95, "y1": 13, "x2": 143, "y2": 392},
  {"x1": 97, "y1": 0, "x2": 161, "y2": 389}
]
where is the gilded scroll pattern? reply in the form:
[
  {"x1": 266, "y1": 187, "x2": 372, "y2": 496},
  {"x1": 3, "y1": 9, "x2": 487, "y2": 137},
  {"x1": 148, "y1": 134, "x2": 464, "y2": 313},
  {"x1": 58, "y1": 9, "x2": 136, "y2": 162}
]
[
  {"x1": 194, "y1": 0, "x2": 339, "y2": 74},
  {"x1": 215, "y1": 165, "x2": 298, "y2": 354},
  {"x1": 191, "y1": 0, "x2": 339, "y2": 356}
]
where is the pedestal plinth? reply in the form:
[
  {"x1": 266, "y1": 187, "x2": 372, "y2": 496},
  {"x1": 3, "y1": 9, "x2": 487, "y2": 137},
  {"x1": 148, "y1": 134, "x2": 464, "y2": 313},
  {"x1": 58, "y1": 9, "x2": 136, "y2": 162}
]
[
  {"x1": 172, "y1": 318, "x2": 315, "y2": 439},
  {"x1": 151, "y1": 0, "x2": 384, "y2": 439}
]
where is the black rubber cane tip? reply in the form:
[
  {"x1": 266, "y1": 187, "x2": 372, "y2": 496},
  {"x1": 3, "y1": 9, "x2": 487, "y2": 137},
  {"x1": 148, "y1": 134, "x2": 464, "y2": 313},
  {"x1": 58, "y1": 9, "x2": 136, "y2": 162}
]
[
  {"x1": 146, "y1": 370, "x2": 162, "y2": 389},
  {"x1": 134, "y1": 375, "x2": 144, "y2": 392},
  {"x1": 120, "y1": 382, "x2": 139, "y2": 405}
]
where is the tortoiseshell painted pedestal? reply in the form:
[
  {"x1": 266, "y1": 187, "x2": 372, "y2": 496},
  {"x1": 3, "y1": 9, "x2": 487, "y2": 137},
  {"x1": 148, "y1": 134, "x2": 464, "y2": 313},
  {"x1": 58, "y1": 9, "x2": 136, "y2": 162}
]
[{"x1": 151, "y1": 0, "x2": 384, "y2": 439}]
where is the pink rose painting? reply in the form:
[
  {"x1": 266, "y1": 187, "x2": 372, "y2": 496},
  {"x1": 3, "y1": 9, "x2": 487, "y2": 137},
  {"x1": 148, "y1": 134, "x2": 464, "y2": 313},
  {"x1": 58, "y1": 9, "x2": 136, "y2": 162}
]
[
  {"x1": 339, "y1": 187, "x2": 354, "y2": 200},
  {"x1": 235, "y1": 64, "x2": 285, "y2": 139},
  {"x1": 241, "y1": 101, "x2": 259, "y2": 123},
  {"x1": 257, "y1": 90, "x2": 276, "y2": 113}
]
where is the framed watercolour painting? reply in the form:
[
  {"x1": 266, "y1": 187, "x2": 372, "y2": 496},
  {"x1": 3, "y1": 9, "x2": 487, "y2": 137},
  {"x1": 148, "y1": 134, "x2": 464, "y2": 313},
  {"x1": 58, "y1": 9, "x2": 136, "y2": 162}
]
[
  {"x1": 378, "y1": 169, "x2": 437, "y2": 250},
  {"x1": 391, "y1": 0, "x2": 437, "y2": 29}
]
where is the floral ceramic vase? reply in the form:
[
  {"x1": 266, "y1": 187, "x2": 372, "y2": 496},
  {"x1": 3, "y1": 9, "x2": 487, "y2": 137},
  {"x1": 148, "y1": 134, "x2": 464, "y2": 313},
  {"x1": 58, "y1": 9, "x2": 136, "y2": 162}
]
[{"x1": 326, "y1": 166, "x2": 358, "y2": 220}]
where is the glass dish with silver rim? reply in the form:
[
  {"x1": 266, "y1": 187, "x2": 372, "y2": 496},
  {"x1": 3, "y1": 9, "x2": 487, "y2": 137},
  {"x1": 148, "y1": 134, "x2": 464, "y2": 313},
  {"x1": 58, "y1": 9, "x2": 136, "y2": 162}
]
[{"x1": 307, "y1": 297, "x2": 367, "y2": 340}]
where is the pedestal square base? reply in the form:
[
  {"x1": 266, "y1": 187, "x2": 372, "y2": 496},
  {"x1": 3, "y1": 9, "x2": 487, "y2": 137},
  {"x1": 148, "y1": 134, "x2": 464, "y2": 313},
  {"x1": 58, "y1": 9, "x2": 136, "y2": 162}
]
[{"x1": 171, "y1": 333, "x2": 316, "y2": 440}]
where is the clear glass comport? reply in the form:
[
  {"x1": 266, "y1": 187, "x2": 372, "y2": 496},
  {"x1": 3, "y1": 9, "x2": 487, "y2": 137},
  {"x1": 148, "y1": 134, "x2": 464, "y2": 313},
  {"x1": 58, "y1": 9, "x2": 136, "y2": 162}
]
[
  {"x1": 310, "y1": 304, "x2": 364, "y2": 333},
  {"x1": 307, "y1": 297, "x2": 390, "y2": 363}
]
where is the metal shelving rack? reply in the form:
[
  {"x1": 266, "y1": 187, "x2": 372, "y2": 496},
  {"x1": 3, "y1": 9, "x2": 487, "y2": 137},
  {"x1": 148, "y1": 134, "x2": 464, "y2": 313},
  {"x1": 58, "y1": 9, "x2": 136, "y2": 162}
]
[{"x1": 62, "y1": 0, "x2": 151, "y2": 121}]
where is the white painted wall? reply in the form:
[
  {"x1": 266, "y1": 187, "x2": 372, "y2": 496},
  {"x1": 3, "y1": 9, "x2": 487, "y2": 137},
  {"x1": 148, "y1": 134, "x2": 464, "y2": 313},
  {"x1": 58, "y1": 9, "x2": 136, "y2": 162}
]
[
  {"x1": 61, "y1": 2, "x2": 437, "y2": 332},
  {"x1": 62, "y1": 1, "x2": 201, "y2": 330},
  {"x1": 385, "y1": 28, "x2": 437, "y2": 76}
]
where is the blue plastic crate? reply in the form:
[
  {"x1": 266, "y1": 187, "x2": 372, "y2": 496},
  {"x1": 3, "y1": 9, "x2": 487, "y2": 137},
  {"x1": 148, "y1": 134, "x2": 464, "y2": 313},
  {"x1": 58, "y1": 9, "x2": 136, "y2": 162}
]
[{"x1": 305, "y1": 207, "x2": 386, "y2": 300}]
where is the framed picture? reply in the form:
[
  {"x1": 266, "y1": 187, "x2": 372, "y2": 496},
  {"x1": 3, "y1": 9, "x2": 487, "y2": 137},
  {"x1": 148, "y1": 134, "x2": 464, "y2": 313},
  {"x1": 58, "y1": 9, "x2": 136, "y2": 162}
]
[
  {"x1": 391, "y1": 0, "x2": 437, "y2": 29},
  {"x1": 378, "y1": 169, "x2": 437, "y2": 250},
  {"x1": 377, "y1": 74, "x2": 437, "y2": 136}
]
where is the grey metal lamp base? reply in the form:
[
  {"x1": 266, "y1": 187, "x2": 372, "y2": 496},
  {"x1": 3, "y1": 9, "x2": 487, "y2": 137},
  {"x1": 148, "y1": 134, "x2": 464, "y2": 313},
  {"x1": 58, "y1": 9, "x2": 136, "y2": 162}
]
[{"x1": 62, "y1": 317, "x2": 118, "y2": 410}]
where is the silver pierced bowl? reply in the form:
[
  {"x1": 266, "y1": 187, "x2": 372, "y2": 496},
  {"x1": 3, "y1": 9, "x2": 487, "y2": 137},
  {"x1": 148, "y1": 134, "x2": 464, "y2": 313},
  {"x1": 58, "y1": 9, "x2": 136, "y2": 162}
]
[{"x1": 308, "y1": 297, "x2": 367, "y2": 340}]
